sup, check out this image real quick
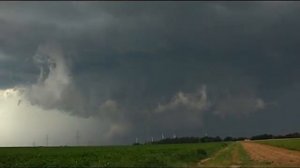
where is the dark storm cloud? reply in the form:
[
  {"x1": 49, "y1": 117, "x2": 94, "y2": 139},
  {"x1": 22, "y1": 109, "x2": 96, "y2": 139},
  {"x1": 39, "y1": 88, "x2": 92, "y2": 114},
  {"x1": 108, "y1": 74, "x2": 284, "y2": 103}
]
[{"x1": 1, "y1": 2, "x2": 300, "y2": 144}]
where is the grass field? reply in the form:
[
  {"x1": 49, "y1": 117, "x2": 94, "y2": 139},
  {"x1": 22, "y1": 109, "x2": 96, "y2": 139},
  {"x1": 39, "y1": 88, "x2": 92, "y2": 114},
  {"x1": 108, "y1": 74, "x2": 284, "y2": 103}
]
[
  {"x1": 256, "y1": 138, "x2": 300, "y2": 151},
  {"x1": 201, "y1": 142, "x2": 260, "y2": 167},
  {"x1": 0, "y1": 142, "x2": 227, "y2": 167}
]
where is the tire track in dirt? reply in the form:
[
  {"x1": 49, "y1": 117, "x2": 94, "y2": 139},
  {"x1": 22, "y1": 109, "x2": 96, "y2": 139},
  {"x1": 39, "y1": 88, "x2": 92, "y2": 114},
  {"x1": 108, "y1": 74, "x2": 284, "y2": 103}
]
[
  {"x1": 198, "y1": 143, "x2": 243, "y2": 167},
  {"x1": 231, "y1": 143, "x2": 241, "y2": 166},
  {"x1": 241, "y1": 141, "x2": 300, "y2": 166},
  {"x1": 198, "y1": 144, "x2": 230, "y2": 165}
]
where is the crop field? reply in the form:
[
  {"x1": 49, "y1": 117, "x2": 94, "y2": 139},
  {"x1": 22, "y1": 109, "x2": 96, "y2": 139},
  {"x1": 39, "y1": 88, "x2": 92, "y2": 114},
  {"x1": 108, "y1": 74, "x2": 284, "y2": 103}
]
[
  {"x1": 1, "y1": 139, "x2": 300, "y2": 167},
  {"x1": 0, "y1": 142, "x2": 227, "y2": 167},
  {"x1": 256, "y1": 138, "x2": 300, "y2": 151}
]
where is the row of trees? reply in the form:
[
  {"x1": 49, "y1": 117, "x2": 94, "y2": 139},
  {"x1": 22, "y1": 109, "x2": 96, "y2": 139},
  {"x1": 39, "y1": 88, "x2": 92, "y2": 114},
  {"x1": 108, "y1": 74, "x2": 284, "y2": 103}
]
[
  {"x1": 250, "y1": 132, "x2": 300, "y2": 140},
  {"x1": 135, "y1": 132, "x2": 300, "y2": 145},
  {"x1": 148, "y1": 136, "x2": 223, "y2": 144}
]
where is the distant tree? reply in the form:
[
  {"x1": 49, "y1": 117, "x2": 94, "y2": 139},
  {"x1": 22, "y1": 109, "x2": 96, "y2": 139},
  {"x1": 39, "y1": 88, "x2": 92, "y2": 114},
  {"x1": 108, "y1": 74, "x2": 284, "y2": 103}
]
[
  {"x1": 224, "y1": 136, "x2": 234, "y2": 141},
  {"x1": 200, "y1": 136, "x2": 222, "y2": 143},
  {"x1": 235, "y1": 137, "x2": 247, "y2": 141},
  {"x1": 146, "y1": 132, "x2": 300, "y2": 145},
  {"x1": 284, "y1": 132, "x2": 300, "y2": 138},
  {"x1": 132, "y1": 142, "x2": 140, "y2": 146},
  {"x1": 251, "y1": 134, "x2": 273, "y2": 140}
]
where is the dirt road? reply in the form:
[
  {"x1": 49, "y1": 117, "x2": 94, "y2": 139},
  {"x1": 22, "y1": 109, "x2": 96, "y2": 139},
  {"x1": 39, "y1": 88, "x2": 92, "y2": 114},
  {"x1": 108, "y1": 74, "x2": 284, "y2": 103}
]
[{"x1": 241, "y1": 141, "x2": 300, "y2": 166}]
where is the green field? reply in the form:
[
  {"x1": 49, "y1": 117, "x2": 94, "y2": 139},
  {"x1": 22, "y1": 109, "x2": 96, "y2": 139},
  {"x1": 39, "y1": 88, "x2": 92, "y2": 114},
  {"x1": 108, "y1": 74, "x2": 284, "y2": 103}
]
[
  {"x1": 256, "y1": 138, "x2": 300, "y2": 151},
  {"x1": 0, "y1": 142, "x2": 227, "y2": 167},
  {"x1": 2, "y1": 139, "x2": 299, "y2": 167}
]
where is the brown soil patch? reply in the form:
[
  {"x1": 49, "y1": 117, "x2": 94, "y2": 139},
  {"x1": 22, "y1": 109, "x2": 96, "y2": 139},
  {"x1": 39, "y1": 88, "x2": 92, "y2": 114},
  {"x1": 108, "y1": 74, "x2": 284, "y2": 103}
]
[{"x1": 241, "y1": 141, "x2": 300, "y2": 166}]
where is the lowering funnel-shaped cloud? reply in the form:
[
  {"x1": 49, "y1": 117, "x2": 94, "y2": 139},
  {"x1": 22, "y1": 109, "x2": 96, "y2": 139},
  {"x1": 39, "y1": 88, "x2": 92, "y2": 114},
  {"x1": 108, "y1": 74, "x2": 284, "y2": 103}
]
[{"x1": 27, "y1": 44, "x2": 72, "y2": 108}]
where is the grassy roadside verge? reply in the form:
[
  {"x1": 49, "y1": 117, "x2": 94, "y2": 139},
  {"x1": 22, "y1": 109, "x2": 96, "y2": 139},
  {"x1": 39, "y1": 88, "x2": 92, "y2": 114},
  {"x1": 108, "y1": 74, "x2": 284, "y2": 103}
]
[{"x1": 199, "y1": 142, "x2": 254, "y2": 167}]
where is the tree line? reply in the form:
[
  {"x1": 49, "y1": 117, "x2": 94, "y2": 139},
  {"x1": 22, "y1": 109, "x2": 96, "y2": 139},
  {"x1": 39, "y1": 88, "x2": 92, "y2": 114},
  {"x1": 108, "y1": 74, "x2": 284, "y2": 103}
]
[{"x1": 133, "y1": 132, "x2": 300, "y2": 145}]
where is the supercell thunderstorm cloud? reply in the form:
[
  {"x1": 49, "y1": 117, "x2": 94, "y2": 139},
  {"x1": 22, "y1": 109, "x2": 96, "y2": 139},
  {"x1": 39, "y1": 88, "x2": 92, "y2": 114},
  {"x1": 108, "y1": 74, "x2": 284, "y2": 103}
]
[{"x1": 0, "y1": 2, "x2": 300, "y2": 146}]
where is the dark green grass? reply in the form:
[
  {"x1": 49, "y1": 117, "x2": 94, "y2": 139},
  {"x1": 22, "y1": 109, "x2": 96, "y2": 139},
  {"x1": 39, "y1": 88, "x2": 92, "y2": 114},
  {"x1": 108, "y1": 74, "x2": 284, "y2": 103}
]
[
  {"x1": 256, "y1": 138, "x2": 300, "y2": 151},
  {"x1": 0, "y1": 142, "x2": 227, "y2": 167}
]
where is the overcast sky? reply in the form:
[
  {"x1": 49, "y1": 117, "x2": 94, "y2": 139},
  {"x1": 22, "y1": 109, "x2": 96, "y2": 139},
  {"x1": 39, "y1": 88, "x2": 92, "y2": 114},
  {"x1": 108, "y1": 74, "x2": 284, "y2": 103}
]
[{"x1": 0, "y1": 2, "x2": 300, "y2": 146}]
